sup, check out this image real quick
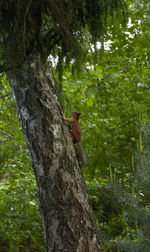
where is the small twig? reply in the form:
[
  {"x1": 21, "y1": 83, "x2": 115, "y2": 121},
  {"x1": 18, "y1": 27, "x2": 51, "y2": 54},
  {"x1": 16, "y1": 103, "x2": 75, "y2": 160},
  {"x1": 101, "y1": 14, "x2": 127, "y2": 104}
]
[
  {"x1": 0, "y1": 92, "x2": 12, "y2": 99},
  {"x1": 0, "y1": 130, "x2": 25, "y2": 146}
]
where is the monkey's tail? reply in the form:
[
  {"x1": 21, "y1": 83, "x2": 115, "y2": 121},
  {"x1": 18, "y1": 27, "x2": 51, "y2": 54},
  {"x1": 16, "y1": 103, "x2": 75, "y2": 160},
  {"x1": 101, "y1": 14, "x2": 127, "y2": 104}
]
[{"x1": 77, "y1": 142, "x2": 88, "y2": 165}]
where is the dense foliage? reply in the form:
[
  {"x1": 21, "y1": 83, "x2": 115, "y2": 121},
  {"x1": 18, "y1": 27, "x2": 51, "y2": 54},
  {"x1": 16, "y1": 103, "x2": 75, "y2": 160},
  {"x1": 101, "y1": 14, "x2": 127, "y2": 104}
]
[
  {"x1": 56, "y1": 1, "x2": 150, "y2": 251},
  {"x1": 0, "y1": 0, "x2": 150, "y2": 251},
  {"x1": 0, "y1": 75, "x2": 45, "y2": 251},
  {"x1": 0, "y1": 0, "x2": 126, "y2": 73}
]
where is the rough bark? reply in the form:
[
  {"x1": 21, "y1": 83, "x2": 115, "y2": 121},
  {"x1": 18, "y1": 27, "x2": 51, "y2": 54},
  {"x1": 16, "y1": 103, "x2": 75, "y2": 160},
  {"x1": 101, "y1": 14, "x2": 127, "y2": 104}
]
[{"x1": 9, "y1": 59, "x2": 104, "y2": 252}]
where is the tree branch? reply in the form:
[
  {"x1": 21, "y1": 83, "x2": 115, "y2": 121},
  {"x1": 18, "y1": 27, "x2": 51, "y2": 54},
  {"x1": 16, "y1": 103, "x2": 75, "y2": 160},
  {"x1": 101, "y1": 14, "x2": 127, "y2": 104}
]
[
  {"x1": 0, "y1": 92, "x2": 12, "y2": 99},
  {"x1": 0, "y1": 130, "x2": 25, "y2": 145}
]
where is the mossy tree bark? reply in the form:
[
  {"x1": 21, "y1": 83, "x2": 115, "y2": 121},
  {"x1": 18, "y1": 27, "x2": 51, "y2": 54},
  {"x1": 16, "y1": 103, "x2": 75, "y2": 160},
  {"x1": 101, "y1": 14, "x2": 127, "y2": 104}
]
[{"x1": 8, "y1": 59, "x2": 104, "y2": 252}]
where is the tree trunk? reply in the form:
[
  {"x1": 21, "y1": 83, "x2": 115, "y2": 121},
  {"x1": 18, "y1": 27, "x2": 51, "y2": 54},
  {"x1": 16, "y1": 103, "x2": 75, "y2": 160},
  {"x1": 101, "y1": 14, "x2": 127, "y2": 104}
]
[{"x1": 9, "y1": 59, "x2": 104, "y2": 252}]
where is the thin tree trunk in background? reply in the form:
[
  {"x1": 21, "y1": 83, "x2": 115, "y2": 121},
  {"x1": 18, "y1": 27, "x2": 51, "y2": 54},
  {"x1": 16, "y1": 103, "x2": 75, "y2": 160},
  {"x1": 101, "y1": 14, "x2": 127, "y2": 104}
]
[{"x1": 8, "y1": 59, "x2": 104, "y2": 252}]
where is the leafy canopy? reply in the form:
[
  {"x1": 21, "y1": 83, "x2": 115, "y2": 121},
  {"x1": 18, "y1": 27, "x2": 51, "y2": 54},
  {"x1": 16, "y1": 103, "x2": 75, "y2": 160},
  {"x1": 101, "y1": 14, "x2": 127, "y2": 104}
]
[{"x1": 0, "y1": 0, "x2": 127, "y2": 72}]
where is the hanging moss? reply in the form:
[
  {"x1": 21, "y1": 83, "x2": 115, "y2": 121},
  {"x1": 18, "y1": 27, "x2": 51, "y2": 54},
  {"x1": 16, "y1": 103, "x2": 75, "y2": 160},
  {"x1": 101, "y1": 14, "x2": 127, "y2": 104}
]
[{"x1": 0, "y1": 0, "x2": 127, "y2": 72}]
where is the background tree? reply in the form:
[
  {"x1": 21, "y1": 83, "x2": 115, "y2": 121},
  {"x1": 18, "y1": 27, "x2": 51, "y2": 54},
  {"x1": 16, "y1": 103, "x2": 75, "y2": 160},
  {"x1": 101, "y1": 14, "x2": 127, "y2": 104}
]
[{"x1": 0, "y1": 0, "x2": 127, "y2": 251}]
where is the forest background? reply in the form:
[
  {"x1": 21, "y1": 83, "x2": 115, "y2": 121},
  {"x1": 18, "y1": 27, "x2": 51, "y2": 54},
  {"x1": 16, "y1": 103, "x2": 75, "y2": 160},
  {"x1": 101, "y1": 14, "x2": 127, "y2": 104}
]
[{"x1": 0, "y1": 0, "x2": 150, "y2": 251}]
